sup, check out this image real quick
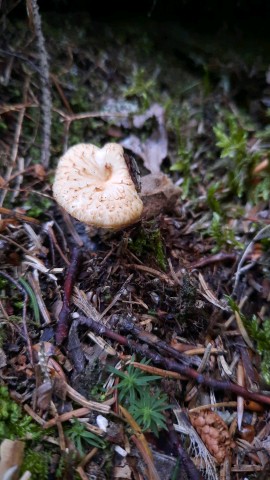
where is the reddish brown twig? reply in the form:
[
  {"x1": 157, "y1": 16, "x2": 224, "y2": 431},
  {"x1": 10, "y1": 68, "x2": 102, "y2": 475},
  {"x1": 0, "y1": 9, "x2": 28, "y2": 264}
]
[
  {"x1": 75, "y1": 315, "x2": 270, "y2": 406},
  {"x1": 55, "y1": 247, "x2": 81, "y2": 345},
  {"x1": 189, "y1": 252, "x2": 237, "y2": 269},
  {"x1": 119, "y1": 316, "x2": 200, "y2": 367}
]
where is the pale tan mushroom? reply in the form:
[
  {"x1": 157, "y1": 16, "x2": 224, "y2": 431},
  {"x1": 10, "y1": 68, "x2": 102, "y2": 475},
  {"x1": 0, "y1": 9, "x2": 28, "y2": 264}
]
[{"x1": 53, "y1": 143, "x2": 143, "y2": 230}]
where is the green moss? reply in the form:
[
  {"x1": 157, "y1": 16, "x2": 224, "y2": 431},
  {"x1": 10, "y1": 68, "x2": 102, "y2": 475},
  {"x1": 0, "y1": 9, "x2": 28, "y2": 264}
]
[
  {"x1": 245, "y1": 316, "x2": 270, "y2": 385},
  {"x1": 24, "y1": 195, "x2": 53, "y2": 219},
  {"x1": 0, "y1": 386, "x2": 43, "y2": 441},
  {"x1": 124, "y1": 67, "x2": 158, "y2": 110},
  {"x1": 20, "y1": 449, "x2": 49, "y2": 480},
  {"x1": 130, "y1": 225, "x2": 167, "y2": 270}
]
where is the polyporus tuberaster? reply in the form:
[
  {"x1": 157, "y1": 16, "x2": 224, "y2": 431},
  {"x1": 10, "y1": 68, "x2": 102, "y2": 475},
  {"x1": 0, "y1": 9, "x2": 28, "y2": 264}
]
[{"x1": 53, "y1": 143, "x2": 143, "y2": 230}]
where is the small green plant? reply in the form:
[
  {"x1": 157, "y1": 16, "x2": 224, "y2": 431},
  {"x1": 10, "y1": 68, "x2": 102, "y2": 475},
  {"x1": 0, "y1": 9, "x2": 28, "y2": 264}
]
[
  {"x1": 252, "y1": 174, "x2": 270, "y2": 203},
  {"x1": 245, "y1": 316, "x2": 270, "y2": 385},
  {"x1": 123, "y1": 68, "x2": 157, "y2": 110},
  {"x1": 213, "y1": 113, "x2": 260, "y2": 198},
  {"x1": 129, "y1": 388, "x2": 170, "y2": 436},
  {"x1": 108, "y1": 357, "x2": 161, "y2": 404},
  {"x1": 108, "y1": 357, "x2": 170, "y2": 436},
  {"x1": 206, "y1": 183, "x2": 223, "y2": 215},
  {"x1": 0, "y1": 385, "x2": 42, "y2": 440},
  {"x1": 169, "y1": 112, "x2": 196, "y2": 199},
  {"x1": 65, "y1": 419, "x2": 106, "y2": 455},
  {"x1": 207, "y1": 212, "x2": 244, "y2": 253}
]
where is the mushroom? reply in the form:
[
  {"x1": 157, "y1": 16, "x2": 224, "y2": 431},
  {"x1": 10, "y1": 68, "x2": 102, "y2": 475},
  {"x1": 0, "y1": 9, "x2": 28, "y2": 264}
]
[{"x1": 53, "y1": 143, "x2": 143, "y2": 230}]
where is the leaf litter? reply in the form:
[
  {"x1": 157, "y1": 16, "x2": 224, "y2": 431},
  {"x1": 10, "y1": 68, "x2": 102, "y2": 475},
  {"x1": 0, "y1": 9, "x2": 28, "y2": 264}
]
[{"x1": 0, "y1": 5, "x2": 270, "y2": 480}]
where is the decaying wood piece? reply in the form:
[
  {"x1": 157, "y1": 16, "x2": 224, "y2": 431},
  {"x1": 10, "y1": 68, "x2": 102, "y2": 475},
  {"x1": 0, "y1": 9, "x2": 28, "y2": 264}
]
[{"x1": 141, "y1": 173, "x2": 181, "y2": 219}]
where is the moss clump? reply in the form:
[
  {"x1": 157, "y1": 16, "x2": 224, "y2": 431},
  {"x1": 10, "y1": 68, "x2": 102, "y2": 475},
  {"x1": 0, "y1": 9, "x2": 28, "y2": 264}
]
[
  {"x1": 245, "y1": 316, "x2": 270, "y2": 385},
  {"x1": 130, "y1": 225, "x2": 167, "y2": 270},
  {"x1": 0, "y1": 386, "x2": 42, "y2": 440},
  {"x1": 20, "y1": 449, "x2": 49, "y2": 480}
]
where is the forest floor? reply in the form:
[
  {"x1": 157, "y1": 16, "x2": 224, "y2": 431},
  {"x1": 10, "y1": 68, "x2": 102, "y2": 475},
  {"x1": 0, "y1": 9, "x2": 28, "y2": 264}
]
[{"x1": 1, "y1": 4, "x2": 270, "y2": 480}]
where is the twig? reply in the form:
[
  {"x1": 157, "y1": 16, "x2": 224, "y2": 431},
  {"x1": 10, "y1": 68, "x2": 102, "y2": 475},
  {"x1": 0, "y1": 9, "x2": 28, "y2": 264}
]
[
  {"x1": 124, "y1": 263, "x2": 174, "y2": 285},
  {"x1": 75, "y1": 315, "x2": 270, "y2": 406},
  {"x1": 0, "y1": 206, "x2": 40, "y2": 225},
  {"x1": 29, "y1": 0, "x2": 52, "y2": 167},
  {"x1": 43, "y1": 407, "x2": 93, "y2": 428},
  {"x1": 55, "y1": 247, "x2": 82, "y2": 344},
  {"x1": 119, "y1": 315, "x2": 200, "y2": 367},
  {"x1": 130, "y1": 434, "x2": 161, "y2": 480},
  {"x1": 0, "y1": 77, "x2": 29, "y2": 209},
  {"x1": 76, "y1": 466, "x2": 90, "y2": 480},
  {"x1": 190, "y1": 252, "x2": 237, "y2": 269},
  {"x1": 78, "y1": 447, "x2": 98, "y2": 468}
]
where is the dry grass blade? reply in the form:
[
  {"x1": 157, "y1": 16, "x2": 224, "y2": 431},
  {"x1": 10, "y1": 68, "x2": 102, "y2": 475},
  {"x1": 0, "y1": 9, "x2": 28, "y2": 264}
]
[
  {"x1": 27, "y1": 270, "x2": 51, "y2": 324},
  {"x1": 237, "y1": 360, "x2": 245, "y2": 430},
  {"x1": 198, "y1": 273, "x2": 228, "y2": 310},
  {"x1": 234, "y1": 310, "x2": 254, "y2": 350}
]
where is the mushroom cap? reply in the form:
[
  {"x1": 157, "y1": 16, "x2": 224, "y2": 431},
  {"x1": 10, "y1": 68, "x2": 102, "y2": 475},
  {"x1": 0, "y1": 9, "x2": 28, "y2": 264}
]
[{"x1": 52, "y1": 143, "x2": 143, "y2": 229}]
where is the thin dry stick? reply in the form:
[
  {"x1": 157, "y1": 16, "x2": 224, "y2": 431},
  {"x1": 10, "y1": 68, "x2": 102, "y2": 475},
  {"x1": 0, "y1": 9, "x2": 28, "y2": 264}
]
[
  {"x1": 131, "y1": 435, "x2": 161, "y2": 480},
  {"x1": 0, "y1": 77, "x2": 29, "y2": 209},
  {"x1": 29, "y1": 0, "x2": 52, "y2": 168},
  {"x1": 43, "y1": 407, "x2": 93, "y2": 428},
  {"x1": 76, "y1": 466, "x2": 89, "y2": 480},
  {"x1": 78, "y1": 447, "x2": 98, "y2": 469}
]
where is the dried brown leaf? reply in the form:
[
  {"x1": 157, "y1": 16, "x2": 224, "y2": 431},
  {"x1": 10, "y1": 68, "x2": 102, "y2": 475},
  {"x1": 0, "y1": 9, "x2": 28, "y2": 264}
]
[{"x1": 121, "y1": 103, "x2": 168, "y2": 173}]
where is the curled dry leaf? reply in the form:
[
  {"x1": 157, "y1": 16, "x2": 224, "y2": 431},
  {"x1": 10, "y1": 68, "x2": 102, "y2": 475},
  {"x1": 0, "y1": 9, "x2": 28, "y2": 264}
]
[
  {"x1": 121, "y1": 103, "x2": 168, "y2": 174},
  {"x1": 189, "y1": 410, "x2": 233, "y2": 464}
]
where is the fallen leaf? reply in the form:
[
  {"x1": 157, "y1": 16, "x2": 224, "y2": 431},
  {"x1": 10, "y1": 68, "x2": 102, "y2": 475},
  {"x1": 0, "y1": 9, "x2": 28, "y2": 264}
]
[{"x1": 121, "y1": 104, "x2": 168, "y2": 173}]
